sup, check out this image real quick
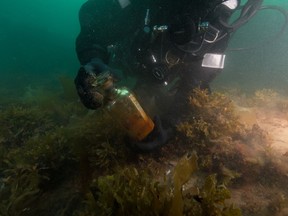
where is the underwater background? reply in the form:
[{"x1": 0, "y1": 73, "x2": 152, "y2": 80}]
[
  {"x1": 0, "y1": 0, "x2": 86, "y2": 102},
  {"x1": 0, "y1": 0, "x2": 287, "y2": 99},
  {"x1": 1, "y1": 0, "x2": 288, "y2": 216}
]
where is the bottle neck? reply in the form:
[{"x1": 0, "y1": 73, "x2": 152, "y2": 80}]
[
  {"x1": 103, "y1": 87, "x2": 117, "y2": 106},
  {"x1": 103, "y1": 87, "x2": 130, "y2": 106}
]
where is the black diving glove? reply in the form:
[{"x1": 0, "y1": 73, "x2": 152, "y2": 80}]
[
  {"x1": 74, "y1": 58, "x2": 115, "y2": 109},
  {"x1": 129, "y1": 116, "x2": 173, "y2": 152}
]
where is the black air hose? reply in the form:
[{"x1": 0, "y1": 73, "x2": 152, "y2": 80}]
[{"x1": 229, "y1": 5, "x2": 288, "y2": 51}]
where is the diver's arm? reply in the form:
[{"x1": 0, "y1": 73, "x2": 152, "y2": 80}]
[
  {"x1": 75, "y1": 1, "x2": 117, "y2": 109},
  {"x1": 76, "y1": 1, "x2": 110, "y2": 65}
]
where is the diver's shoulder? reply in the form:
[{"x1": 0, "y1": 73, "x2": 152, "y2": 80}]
[
  {"x1": 81, "y1": 0, "x2": 115, "y2": 10},
  {"x1": 79, "y1": 0, "x2": 115, "y2": 15}
]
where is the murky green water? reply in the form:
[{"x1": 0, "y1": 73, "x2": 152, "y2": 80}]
[{"x1": 0, "y1": 1, "x2": 288, "y2": 215}]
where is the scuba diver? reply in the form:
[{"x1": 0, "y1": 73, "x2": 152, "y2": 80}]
[{"x1": 74, "y1": 0, "x2": 287, "y2": 151}]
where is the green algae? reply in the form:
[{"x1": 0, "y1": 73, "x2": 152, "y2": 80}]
[
  {"x1": 80, "y1": 152, "x2": 241, "y2": 216},
  {"x1": 0, "y1": 85, "x2": 245, "y2": 215},
  {"x1": 177, "y1": 88, "x2": 244, "y2": 142},
  {"x1": 168, "y1": 152, "x2": 198, "y2": 216}
]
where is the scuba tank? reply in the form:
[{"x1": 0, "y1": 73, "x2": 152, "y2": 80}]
[{"x1": 105, "y1": 87, "x2": 155, "y2": 141}]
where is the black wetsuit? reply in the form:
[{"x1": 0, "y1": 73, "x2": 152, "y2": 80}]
[{"x1": 75, "y1": 0, "x2": 235, "y2": 123}]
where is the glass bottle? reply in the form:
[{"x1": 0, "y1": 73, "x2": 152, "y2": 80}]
[{"x1": 105, "y1": 87, "x2": 154, "y2": 141}]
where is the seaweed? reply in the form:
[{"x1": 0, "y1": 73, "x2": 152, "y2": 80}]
[
  {"x1": 22, "y1": 127, "x2": 76, "y2": 172},
  {"x1": 192, "y1": 174, "x2": 241, "y2": 216},
  {"x1": 0, "y1": 103, "x2": 128, "y2": 215},
  {"x1": 177, "y1": 88, "x2": 244, "y2": 143},
  {"x1": 0, "y1": 105, "x2": 54, "y2": 148},
  {"x1": 168, "y1": 152, "x2": 198, "y2": 216},
  {"x1": 21, "y1": 82, "x2": 87, "y2": 124},
  {"x1": 0, "y1": 159, "x2": 43, "y2": 216},
  {"x1": 2, "y1": 82, "x2": 282, "y2": 215},
  {"x1": 78, "y1": 152, "x2": 241, "y2": 216},
  {"x1": 89, "y1": 142, "x2": 118, "y2": 169},
  {"x1": 92, "y1": 167, "x2": 166, "y2": 216}
]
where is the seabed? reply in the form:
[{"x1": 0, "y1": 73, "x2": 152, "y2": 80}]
[{"x1": 1, "y1": 77, "x2": 288, "y2": 216}]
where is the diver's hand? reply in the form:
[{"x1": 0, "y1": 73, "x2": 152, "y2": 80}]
[
  {"x1": 74, "y1": 58, "x2": 114, "y2": 109},
  {"x1": 129, "y1": 116, "x2": 173, "y2": 152},
  {"x1": 84, "y1": 58, "x2": 123, "y2": 80}
]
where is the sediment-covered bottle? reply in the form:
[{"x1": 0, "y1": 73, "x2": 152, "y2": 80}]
[{"x1": 105, "y1": 87, "x2": 154, "y2": 141}]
